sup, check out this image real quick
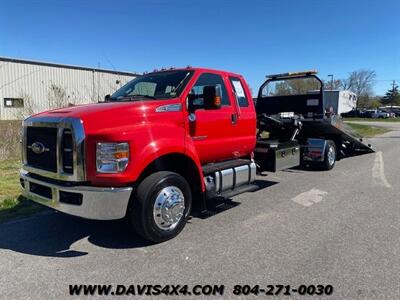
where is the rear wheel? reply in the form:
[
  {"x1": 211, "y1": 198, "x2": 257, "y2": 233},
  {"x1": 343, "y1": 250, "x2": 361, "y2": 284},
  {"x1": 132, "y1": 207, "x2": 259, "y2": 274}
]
[
  {"x1": 129, "y1": 171, "x2": 192, "y2": 242},
  {"x1": 319, "y1": 140, "x2": 336, "y2": 170}
]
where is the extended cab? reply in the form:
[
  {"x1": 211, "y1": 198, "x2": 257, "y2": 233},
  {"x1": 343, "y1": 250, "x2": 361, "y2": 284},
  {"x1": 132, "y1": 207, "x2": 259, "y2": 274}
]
[{"x1": 20, "y1": 68, "x2": 373, "y2": 242}]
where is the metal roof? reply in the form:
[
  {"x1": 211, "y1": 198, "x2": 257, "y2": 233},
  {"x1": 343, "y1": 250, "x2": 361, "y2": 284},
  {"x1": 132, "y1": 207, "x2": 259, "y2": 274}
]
[{"x1": 0, "y1": 56, "x2": 141, "y2": 77}]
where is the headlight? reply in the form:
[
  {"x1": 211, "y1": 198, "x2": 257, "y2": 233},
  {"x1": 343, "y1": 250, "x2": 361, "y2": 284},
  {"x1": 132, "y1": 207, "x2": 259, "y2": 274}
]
[{"x1": 96, "y1": 142, "x2": 129, "y2": 173}]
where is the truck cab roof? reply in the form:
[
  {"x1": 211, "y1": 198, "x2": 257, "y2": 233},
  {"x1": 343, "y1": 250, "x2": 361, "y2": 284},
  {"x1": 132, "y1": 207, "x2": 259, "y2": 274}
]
[{"x1": 147, "y1": 67, "x2": 244, "y2": 78}]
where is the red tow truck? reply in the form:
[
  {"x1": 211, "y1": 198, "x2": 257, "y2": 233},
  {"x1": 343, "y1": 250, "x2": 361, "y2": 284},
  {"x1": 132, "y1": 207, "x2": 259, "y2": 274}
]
[{"x1": 20, "y1": 68, "x2": 373, "y2": 242}]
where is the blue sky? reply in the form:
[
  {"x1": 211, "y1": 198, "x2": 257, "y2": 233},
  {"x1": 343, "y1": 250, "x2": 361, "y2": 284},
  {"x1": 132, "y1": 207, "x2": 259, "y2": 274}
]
[{"x1": 1, "y1": 0, "x2": 399, "y2": 95}]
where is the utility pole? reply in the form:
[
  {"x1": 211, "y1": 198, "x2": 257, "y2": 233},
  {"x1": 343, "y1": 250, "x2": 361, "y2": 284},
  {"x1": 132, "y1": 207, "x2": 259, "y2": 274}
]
[{"x1": 328, "y1": 74, "x2": 333, "y2": 90}]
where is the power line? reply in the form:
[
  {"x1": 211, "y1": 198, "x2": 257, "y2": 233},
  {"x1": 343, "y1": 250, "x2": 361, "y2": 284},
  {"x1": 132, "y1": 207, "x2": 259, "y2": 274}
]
[{"x1": 374, "y1": 79, "x2": 400, "y2": 82}]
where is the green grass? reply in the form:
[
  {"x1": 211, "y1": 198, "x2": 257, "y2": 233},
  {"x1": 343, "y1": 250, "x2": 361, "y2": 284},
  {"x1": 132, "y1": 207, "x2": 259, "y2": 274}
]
[
  {"x1": 0, "y1": 159, "x2": 43, "y2": 223},
  {"x1": 343, "y1": 117, "x2": 400, "y2": 122},
  {"x1": 346, "y1": 123, "x2": 390, "y2": 138}
]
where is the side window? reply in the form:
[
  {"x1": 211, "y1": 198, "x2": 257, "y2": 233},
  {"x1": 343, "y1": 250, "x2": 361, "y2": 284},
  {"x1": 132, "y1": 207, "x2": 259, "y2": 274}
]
[
  {"x1": 229, "y1": 77, "x2": 249, "y2": 107},
  {"x1": 190, "y1": 73, "x2": 230, "y2": 106},
  {"x1": 4, "y1": 98, "x2": 24, "y2": 108}
]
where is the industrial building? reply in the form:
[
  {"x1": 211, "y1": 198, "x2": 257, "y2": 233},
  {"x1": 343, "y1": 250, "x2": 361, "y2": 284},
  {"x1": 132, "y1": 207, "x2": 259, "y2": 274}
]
[{"x1": 0, "y1": 57, "x2": 139, "y2": 120}]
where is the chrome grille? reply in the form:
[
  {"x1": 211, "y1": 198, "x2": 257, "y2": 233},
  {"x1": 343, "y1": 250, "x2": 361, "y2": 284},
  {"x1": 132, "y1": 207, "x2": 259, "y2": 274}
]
[
  {"x1": 26, "y1": 126, "x2": 58, "y2": 172},
  {"x1": 61, "y1": 129, "x2": 74, "y2": 174},
  {"x1": 22, "y1": 117, "x2": 86, "y2": 181}
]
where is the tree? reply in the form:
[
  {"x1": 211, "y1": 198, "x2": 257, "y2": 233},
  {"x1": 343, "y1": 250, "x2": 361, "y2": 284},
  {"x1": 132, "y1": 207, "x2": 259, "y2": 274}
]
[
  {"x1": 13, "y1": 92, "x2": 36, "y2": 119},
  {"x1": 381, "y1": 84, "x2": 400, "y2": 107},
  {"x1": 271, "y1": 78, "x2": 321, "y2": 95},
  {"x1": 357, "y1": 94, "x2": 373, "y2": 109},
  {"x1": 370, "y1": 99, "x2": 381, "y2": 109},
  {"x1": 323, "y1": 79, "x2": 342, "y2": 90},
  {"x1": 340, "y1": 69, "x2": 376, "y2": 108},
  {"x1": 48, "y1": 83, "x2": 72, "y2": 109}
]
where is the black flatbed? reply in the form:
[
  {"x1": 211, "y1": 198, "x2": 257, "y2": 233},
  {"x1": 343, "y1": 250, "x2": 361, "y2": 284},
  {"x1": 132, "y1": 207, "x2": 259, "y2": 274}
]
[{"x1": 299, "y1": 116, "x2": 374, "y2": 153}]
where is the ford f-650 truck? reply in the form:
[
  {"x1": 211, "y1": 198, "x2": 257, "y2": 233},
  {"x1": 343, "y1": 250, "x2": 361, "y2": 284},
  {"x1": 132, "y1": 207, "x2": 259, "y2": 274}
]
[{"x1": 20, "y1": 68, "x2": 373, "y2": 242}]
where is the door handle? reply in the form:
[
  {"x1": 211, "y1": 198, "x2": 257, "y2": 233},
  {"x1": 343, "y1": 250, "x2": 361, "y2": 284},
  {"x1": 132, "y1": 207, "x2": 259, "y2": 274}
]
[{"x1": 231, "y1": 113, "x2": 238, "y2": 124}]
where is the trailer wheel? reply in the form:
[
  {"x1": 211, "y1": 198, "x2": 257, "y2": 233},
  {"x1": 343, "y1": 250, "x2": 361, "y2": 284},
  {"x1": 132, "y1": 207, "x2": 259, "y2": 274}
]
[
  {"x1": 320, "y1": 140, "x2": 336, "y2": 170},
  {"x1": 129, "y1": 171, "x2": 192, "y2": 243}
]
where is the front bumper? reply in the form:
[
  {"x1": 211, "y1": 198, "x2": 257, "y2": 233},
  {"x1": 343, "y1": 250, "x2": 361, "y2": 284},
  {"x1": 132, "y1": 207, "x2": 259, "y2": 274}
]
[{"x1": 20, "y1": 170, "x2": 132, "y2": 220}]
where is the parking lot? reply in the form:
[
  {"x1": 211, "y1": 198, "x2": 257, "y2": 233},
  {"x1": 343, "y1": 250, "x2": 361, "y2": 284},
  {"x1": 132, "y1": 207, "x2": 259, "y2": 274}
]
[{"x1": 0, "y1": 125, "x2": 399, "y2": 299}]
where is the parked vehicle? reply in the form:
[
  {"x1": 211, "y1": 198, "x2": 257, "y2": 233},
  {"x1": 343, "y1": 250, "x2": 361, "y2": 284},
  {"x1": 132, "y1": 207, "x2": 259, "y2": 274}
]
[
  {"x1": 341, "y1": 109, "x2": 364, "y2": 118},
  {"x1": 364, "y1": 109, "x2": 376, "y2": 118},
  {"x1": 20, "y1": 69, "x2": 373, "y2": 242},
  {"x1": 379, "y1": 106, "x2": 400, "y2": 117},
  {"x1": 371, "y1": 110, "x2": 390, "y2": 118},
  {"x1": 362, "y1": 109, "x2": 390, "y2": 118}
]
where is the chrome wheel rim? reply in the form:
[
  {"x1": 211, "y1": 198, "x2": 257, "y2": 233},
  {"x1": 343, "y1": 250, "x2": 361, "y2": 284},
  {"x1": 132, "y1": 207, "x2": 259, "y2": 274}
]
[
  {"x1": 327, "y1": 146, "x2": 335, "y2": 166},
  {"x1": 153, "y1": 186, "x2": 185, "y2": 231}
]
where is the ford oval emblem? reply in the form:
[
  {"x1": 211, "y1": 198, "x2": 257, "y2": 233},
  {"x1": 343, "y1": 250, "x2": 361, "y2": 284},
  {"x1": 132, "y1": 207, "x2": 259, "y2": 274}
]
[{"x1": 31, "y1": 142, "x2": 46, "y2": 154}]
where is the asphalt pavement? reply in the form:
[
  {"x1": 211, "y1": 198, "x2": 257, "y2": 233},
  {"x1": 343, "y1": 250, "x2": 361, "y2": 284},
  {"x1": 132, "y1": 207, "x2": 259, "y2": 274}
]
[{"x1": 0, "y1": 128, "x2": 399, "y2": 299}]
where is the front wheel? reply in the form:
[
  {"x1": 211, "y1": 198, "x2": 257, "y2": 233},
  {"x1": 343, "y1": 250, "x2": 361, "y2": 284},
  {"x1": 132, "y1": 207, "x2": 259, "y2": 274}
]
[{"x1": 129, "y1": 171, "x2": 192, "y2": 242}]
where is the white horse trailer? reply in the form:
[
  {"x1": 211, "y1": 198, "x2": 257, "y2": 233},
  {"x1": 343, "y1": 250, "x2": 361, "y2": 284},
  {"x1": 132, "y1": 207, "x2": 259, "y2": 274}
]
[{"x1": 308, "y1": 90, "x2": 357, "y2": 115}]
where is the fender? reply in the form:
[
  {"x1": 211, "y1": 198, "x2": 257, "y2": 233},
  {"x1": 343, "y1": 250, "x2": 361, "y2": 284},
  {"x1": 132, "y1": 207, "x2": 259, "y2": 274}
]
[
  {"x1": 133, "y1": 139, "x2": 204, "y2": 192},
  {"x1": 86, "y1": 122, "x2": 204, "y2": 190},
  {"x1": 184, "y1": 134, "x2": 206, "y2": 191}
]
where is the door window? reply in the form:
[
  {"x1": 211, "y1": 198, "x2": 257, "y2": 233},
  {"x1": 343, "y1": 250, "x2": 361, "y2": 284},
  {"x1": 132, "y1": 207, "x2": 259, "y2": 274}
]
[
  {"x1": 229, "y1": 77, "x2": 249, "y2": 107},
  {"x1": 190, "y1": 73, "x2": 230, "y2": 106}
]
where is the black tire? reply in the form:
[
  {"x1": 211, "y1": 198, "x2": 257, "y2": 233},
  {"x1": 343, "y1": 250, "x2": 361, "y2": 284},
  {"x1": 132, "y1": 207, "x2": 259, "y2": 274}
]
[
  {"x1": 318, "y1": 140, "x2": 336, "y2": 171},
  {"x1": 129, "y1": 171, "x2": 192, "y2": 242}
]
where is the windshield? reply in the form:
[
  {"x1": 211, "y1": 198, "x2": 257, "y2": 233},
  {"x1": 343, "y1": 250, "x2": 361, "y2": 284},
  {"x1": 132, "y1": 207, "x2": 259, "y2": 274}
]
[{"x1": 110, "y1": 70, "x2": 194, "y2": 101}]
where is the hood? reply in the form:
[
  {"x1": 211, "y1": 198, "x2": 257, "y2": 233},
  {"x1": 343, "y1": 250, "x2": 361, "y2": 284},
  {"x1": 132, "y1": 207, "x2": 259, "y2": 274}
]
[{"x1": 32, "y1": 100, "x2": 180, "y2": 134}]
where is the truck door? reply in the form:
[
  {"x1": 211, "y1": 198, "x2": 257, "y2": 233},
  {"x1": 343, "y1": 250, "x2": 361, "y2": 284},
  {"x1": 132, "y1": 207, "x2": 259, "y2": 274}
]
[
  {"x1": 187, "y1": 72, "x2": 239, "y2": 164},
  {"x1": 227, "y1": 76, "x2": 257, "y2": 156}
]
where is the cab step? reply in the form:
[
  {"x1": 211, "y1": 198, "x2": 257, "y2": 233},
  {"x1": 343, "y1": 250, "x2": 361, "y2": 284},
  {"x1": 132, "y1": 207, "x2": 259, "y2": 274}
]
[
  {"x1": 196, "y1": 183, "x2": 259, "y2": 219},
  {"x1": 220, "y1": 183, "x2": 259, "y2": 198},
  {"x1": 197, "y1": 198, "x2": 240, "y2": 219}
]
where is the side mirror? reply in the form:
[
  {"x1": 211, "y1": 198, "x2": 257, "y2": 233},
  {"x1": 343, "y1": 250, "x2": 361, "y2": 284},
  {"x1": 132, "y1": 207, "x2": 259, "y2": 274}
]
[
  {"x1": 104, "y1": 94, "x2": 111, "y2": 102},
  {"x1": 203, "y1": 85, "x2": 222, "y2": 109}
]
